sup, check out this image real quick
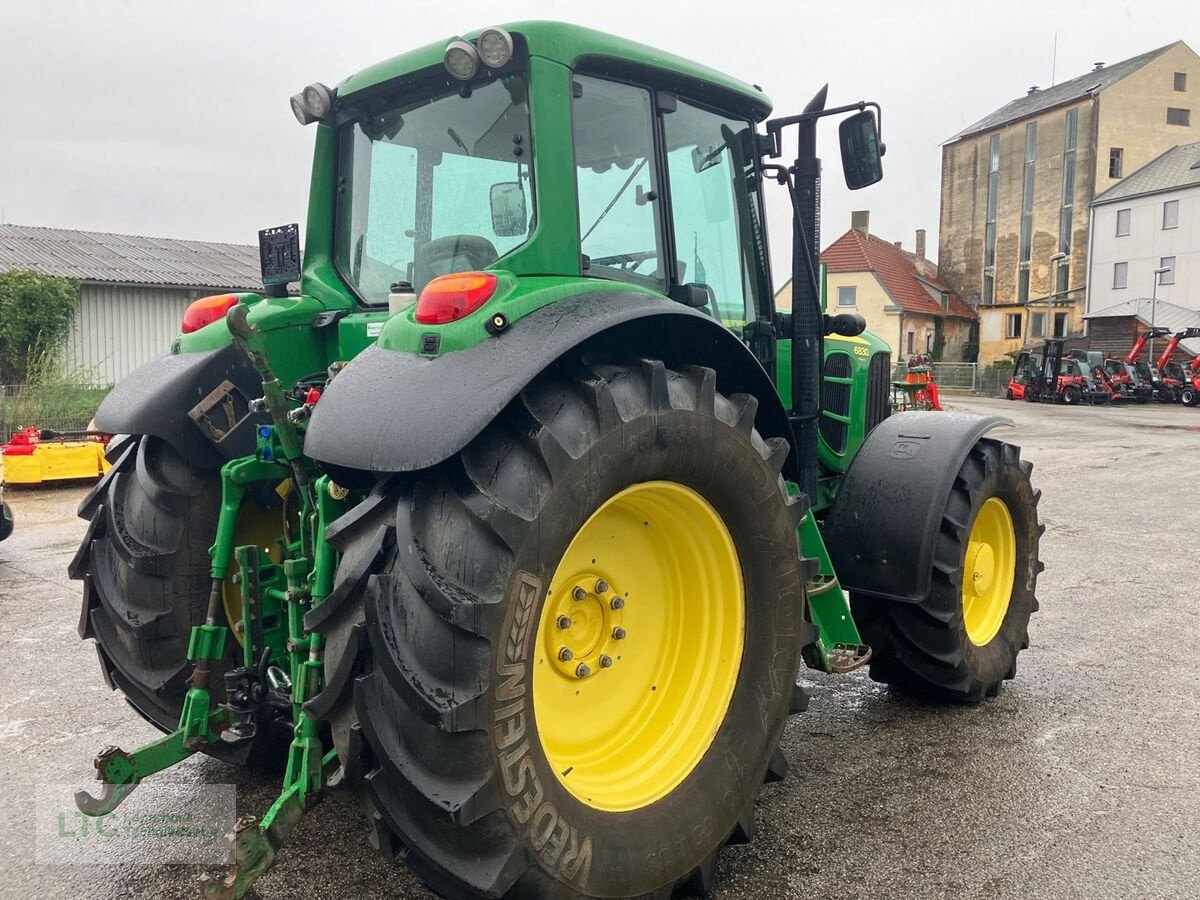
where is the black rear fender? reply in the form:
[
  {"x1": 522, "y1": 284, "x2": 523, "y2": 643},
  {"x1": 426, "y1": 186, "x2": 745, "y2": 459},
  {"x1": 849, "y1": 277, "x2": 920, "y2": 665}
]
[
  {"x1": 93, "y1": 345, "x2": 267, "y2": 469},
  {"x1": 304, "y1": 291, "x2": 798, "y2": 480}
]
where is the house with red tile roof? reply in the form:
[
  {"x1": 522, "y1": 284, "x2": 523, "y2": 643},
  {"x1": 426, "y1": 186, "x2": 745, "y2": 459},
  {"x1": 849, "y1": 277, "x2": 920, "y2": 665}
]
[{"x1": 776, "y1": 212, "x2": 978, "y2": 362}]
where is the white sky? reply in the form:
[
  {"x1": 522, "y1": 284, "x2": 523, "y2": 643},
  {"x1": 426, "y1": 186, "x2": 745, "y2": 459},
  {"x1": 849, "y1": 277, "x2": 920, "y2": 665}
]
[{"x1": 1, "y1": 0, "x2": 1195, "y2": 288}]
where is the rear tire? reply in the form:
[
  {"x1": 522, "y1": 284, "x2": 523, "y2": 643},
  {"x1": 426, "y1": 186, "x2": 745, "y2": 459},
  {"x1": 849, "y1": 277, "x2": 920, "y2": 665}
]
[
  {"x1": 70, "y1": 435, "x2": 284, "y2": 766},
  {"x1": 850, "y1": 439, "x2": 1041, "y2": 701},
  {"x1": 1181, "y1": 386, "x2": 1196, "y2": 406},
  {"x1": 314, "y1": 358, "x2": 812, "y2": 898},
  {"x1": 1062, "y1": 384, "x2": 1081, "y2": 405}
]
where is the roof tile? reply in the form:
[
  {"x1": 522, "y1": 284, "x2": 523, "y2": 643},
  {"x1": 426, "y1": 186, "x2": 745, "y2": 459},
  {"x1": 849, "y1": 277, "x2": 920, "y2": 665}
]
[{"x1": 822, "y1": 228, "x2": 976, "y2": 320}]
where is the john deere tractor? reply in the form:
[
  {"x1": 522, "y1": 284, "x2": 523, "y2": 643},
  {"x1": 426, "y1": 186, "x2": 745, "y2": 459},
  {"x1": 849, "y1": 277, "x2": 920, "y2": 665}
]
[{"x1": 71, "y1": 21, "x2": 1041, "y2": 899}]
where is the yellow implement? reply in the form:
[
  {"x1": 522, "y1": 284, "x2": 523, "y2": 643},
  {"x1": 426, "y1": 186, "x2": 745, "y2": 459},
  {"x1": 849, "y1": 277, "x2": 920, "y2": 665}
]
[{"x1": 1, "y1": 429, "x2": 111, "y2": 485}]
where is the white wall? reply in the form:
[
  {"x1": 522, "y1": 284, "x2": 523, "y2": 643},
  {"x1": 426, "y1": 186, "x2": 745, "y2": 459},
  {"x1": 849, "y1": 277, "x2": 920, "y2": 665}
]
[
  {"x1": 1088, "y1": 183, "x2": 1200, "y2": 313},
  {"x1": 65, "y1": 284, "x2": 206, "y2": 385}
]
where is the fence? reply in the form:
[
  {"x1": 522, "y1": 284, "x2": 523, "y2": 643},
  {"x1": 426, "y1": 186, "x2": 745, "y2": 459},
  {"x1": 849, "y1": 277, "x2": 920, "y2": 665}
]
[
  {"x1": 891, "y1": 363, "x2": 1014, "y2": 398},
  {"x1": 0, "y1": 384, "x2": 110, "y2": 442}
]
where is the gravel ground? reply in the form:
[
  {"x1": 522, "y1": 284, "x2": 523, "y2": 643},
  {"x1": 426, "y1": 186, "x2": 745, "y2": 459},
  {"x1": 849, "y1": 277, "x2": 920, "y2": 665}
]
[{"x1": 2, "y1": 395, "x2": 1198, "y2": 899}]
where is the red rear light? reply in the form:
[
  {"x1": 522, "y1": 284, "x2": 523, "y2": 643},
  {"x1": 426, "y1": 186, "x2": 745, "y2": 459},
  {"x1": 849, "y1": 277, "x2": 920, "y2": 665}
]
[
  {"x1": 414, "y1": 273, "x2": 498, "y2": 325},
  {"x1": 182, "y1": 294, "x2": 239, "y2": 334}
]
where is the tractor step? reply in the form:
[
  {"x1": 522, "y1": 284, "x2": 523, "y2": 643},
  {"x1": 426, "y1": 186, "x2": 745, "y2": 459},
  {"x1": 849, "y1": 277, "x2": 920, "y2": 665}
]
[{"x1": 827, "y1": 642, "x2": 872, "y2": 673}]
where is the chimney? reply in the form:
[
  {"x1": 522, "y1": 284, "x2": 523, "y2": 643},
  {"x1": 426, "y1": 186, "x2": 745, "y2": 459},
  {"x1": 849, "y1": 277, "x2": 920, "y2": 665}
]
[
  {"x1": 893, "y1": 241, "x2": 902, "y2": 249},
  {"x1": 1093, "y1": 61, "x2": 1105, "y2": 71},
  {"x1": 915, "y1": 228, "x2": 927, "y2": 260},
  {"x1": 1027, "y1": 85, "x2": 1039, "y2": 95},
  {"x1": 851, "y1": 210, "x2": 870, "y2": 235}
]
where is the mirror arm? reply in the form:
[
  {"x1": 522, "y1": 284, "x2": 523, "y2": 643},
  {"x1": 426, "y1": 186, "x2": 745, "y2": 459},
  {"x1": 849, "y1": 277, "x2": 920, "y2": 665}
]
[{"x1": 763, "y1": 100, "x2": 883, "y2": 158}]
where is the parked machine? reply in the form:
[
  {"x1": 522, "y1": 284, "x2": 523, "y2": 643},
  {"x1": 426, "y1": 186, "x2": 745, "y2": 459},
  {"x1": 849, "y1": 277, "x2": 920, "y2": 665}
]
[
  {"x1": 67, "y1": 23, "x2": 1043, "y2": 900},
  {"x1": 1010, "y1": 340, "x2": 1108, "y2": 405},
  {"x1": 0, "y1": 428, "x2": 112, "y2": 485},
  {"x1": 1155, "y1": 329, "x2": 1200, "y2": 403},
  {"x1": 893, "y1": 352, "x2": 944, "y2": 410}
]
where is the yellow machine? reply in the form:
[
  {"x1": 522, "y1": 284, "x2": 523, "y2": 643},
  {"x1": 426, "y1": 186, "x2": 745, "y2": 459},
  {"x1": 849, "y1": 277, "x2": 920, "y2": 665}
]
[{"x1": 1, "y1": 428, "x2": 111, "y2": 485}]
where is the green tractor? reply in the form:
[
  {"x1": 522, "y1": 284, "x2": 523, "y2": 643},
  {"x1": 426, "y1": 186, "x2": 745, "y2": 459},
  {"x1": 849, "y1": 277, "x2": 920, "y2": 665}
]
[{"x1": 71, "y1": 21, "x2": 1041, "y2": 899}]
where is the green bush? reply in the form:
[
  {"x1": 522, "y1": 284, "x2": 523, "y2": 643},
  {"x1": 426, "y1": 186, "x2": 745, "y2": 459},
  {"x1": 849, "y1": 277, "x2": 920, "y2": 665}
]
[{"x1": 0, "y1": 269, "x2": 80, "y2": 385}]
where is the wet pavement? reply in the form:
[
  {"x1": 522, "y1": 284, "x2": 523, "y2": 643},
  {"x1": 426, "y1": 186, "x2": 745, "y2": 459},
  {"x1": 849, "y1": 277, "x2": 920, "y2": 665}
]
[{"x1": 2, "y1": 395, "x2": 1198, "y2": 899}]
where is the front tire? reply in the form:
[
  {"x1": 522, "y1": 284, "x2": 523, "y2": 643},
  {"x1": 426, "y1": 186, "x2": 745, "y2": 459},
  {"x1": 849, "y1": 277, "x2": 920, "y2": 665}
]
[
  {"x1": 314, "y1": 358, "x2": 812, "y2": 898},
  {"x1": 851, "y1": 439, "x2": 1041, "y2": 701},
  {"x1": 1062, "y1": 384, "x2": 1081, "y2": 405}
]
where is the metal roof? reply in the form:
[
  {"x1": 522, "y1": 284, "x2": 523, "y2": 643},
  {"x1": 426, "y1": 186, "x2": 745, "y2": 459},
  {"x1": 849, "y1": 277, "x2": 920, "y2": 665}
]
[
  {"x1": 945, "y1": 43, "x2": 1178, "y2": 144},
  {"x1": 0, "y1": 224, "x2": 262, "y2": 290},
  {"x1": 1092, "y1": 142, "x2": 1200, "y2": 204},
  {"x1": 1084, "y1": 297, "x2": 1200, "y2": 355}
]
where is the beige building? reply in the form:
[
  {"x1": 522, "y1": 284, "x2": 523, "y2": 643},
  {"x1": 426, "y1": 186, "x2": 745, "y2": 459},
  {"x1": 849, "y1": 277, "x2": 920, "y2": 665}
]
[
  {"x1": 773, "y1": 212, "x2": 976, "y2": 362},
  {"x1": 937, "y1": 41, "x2": 1199, "y2": 363}
]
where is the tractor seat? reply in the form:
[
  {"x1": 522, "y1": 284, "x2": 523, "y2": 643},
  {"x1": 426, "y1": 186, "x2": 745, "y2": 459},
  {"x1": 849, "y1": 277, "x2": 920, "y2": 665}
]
[{"x1": 413, "y1": 235, "x2": 499, "y2": 291}]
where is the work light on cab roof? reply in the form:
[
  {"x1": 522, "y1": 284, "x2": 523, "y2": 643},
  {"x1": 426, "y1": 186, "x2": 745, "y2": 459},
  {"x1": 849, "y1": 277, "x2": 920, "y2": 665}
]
[
  {"x1": 290, "y1": 81, "x2": 335, "y2": 125},
  {"x1": 445, "y1": 26, "x2": 513, "y2": 80}
]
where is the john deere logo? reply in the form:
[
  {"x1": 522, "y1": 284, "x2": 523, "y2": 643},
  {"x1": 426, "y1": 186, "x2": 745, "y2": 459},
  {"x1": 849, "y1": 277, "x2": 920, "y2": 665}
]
[{"x1": 889, "y1": 441, "x2": 921, "y2": 459}]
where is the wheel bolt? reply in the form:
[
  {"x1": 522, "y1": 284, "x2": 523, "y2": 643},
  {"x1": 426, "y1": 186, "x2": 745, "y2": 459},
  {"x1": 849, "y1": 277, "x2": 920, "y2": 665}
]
[
  {"x1": 595, "y1": 579, "x2": 609, "y2": 594},
  {"x1": 612, "y1": 626, "x2": 626, "y2": 640},
  {"x1": 610, "y1": 597, "x2": 625, "y2": 610},
  {"x1": 575, "y1": 663, "x2": 592, "y2": 678},
  {"x1": 558, "y1": 647, "x2": 574, "y2": 662},
  {"x1": 599, "y1": 654, "x2": 613, "y2": 668},
  {"x1": 572, "y1": 586, "x2": 587, "y2": 602},
  {"x1": 556, "y1": 615, "x2": 573, "y2": 630}
]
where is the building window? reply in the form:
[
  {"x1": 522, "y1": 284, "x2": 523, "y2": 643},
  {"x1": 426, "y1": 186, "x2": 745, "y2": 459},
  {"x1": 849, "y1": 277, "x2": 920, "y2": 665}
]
[
  {"x1": 1164, "y1": 199, "x2": 1179, "y2": 229},
  {"x1": 926, "y1": 332, "x2": 933, "y2": 353},
  {"x1": 1175, "y1": 72, "x2": 1188, "y2": 92},
  {"x1": 1005, "y1": 312, "x2": 1022, "y2": 339},
  {"x1": 1109, "y1": 147, "x2": 1123, "y2": 178},
  {"x1": 837, "y1": 285, "x2": 856, "y2": 306},
  {"x1": 1018, "y1": 122, "x2": 1037, "y2": 303},
  {"x1": 1057, "y1": 108, "x2": 1077, "y2": 294},
  {"x1": 1031, "y1": 311, "x2": 1045, "y2": 337},
  {"x1": 907, "y1": 331, "x2": 915, "y2": 354},
  {"x1": 983, "y1": 133, "x2": 1000, "y2": 304},
  {"x1": 1116, "y1": 208, "x2": 1131, "y2": 236},
  {"x1": 1160, "y1": 257, "x2": 1176, "y2": 285},
  {"x1": 1053, "y1": 312, "x2": 1067, "y2": 338},
  {"x1": 1113, "y1": 261, "x2": 1128, "y2": 289},
  {"x1": 1167, "y1": 107, "x2": 1191, "y2": 126}
]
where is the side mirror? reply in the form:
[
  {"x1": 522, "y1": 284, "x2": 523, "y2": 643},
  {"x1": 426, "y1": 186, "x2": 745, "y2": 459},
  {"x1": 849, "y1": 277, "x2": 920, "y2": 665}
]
[
  {"x1": 838, "y1": 110, "x2": 883, "y2": 190},
  {"x1": 490, "y1": 182, "x2": 527, "y2": 237}
]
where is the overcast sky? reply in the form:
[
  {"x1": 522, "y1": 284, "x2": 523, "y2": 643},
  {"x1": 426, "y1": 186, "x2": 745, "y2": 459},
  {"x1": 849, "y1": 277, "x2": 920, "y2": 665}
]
[{"x1": 1, "y1": 0, "x2": 1194, "y2": 287}]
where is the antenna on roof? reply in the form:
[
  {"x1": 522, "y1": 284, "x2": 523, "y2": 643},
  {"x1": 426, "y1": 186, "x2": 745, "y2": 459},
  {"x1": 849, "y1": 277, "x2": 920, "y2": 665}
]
[{"x1": 1051, "y1": 32, "x2": 1058, "y2": 85}]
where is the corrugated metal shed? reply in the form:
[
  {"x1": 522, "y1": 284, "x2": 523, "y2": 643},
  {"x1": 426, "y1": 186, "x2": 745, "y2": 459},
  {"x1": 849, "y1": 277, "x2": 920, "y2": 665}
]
[
  {"x1": 945, "y1": 43, "x2": 1176, "y2": 144},
  {"x1": 0, "y1": 224, "x2": 260, "y2": 290},
  {"x1": 1084, "y1": 297, "x2": 1200, "y2": 355}
]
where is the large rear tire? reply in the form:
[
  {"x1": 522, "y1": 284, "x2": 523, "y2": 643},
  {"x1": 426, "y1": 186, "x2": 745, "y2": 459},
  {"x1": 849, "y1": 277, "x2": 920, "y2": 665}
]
[
  {"x1": 850, "y1": 439, "x2": 1041, "y2": 701},
  {"x1": 70, "y1": 435, "x2": 285, "y2": 765},
  {"x1": 313, "y1": 358, "x2": 812, "y2": 898}
]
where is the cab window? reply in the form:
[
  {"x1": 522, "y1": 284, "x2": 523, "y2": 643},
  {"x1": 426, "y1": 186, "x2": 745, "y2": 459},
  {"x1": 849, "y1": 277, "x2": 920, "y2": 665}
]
[
  {"x1": 572, "y1": 76, "x2": 665, "y2": 292},
  {"x1": 662, "y1": 100, "x2": 764, "y2": 336}
]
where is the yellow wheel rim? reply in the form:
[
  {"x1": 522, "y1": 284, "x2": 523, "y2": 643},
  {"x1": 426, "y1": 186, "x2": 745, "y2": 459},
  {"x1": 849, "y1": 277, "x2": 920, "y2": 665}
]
[
  {"x1": 222, "y1": 501, "x2": 285, "y2": 644},
  {"x1": 962, "y1": 497, "x2": 1016, "y2": 646},
  {"x1": 532, "y1": 481, "x2": 744, "y2": 813}
]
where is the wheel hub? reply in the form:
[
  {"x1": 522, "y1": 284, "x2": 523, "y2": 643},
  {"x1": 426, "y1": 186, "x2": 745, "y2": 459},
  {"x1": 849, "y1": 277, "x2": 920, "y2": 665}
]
[
  {"x1": 961, "y1": 497, "x2": 1016, "y2": 646},
  {"x1": 543, "y1": 576, "x2": 625, "y2": 679}
]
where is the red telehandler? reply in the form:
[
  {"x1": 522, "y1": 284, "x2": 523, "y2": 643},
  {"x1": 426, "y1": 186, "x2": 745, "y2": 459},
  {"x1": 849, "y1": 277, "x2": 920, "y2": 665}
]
[
  {"x1": 1177, "y1": 355, "x2": 1200, "y2": 406},
  {"x1": 1152, "y1": 328, "x2": 1200, "y2": 403},
  {"x1": 1103, "y1": 328, "x2": 1167, "y2": 403}
]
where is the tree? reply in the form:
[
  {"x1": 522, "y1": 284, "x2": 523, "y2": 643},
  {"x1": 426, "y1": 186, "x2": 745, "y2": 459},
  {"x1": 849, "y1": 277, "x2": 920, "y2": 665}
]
[{"x1": 0, "y1": 270, "x2": 80, "y2": 384}]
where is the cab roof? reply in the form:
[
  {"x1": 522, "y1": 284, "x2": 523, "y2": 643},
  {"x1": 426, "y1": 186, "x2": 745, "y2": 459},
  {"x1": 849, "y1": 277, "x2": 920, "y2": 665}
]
[{"x1": 336, "y1": 20, "x2": 773, "y2": 121}]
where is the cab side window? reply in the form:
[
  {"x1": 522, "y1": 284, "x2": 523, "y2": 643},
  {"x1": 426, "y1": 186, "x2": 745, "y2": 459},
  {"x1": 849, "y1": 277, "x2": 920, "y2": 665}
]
[{"x1": 572, "y1": 76, "x2": 665, "y2": 292}]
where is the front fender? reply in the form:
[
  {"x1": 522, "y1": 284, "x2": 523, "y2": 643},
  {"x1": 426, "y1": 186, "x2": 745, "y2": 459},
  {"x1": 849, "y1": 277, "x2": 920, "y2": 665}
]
[
  {"x1": 822, "y1": 411, "x2": 1013, "y2": 603},
  {"x1": 305, "y1": 291, "x2": 797, "y2": 478}
]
